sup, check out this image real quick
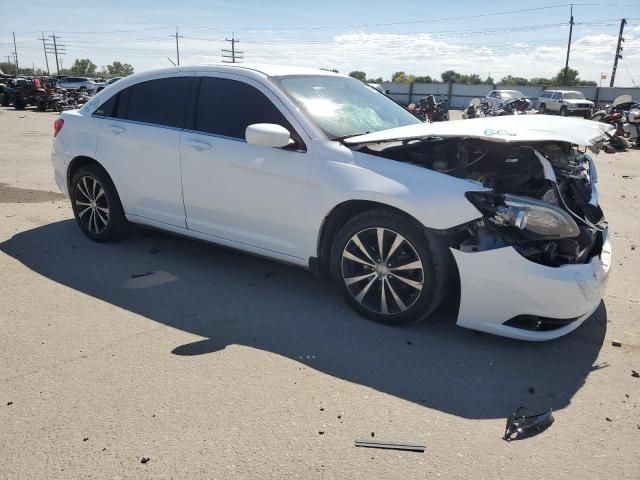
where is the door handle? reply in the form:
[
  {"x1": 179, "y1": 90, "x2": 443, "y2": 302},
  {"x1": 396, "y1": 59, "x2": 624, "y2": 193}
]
[
  {"x1": 108, "y1": 124, "x2": 126, "y2": 135},
  {"x1": 185, "y1": 138, "x2": 213, "y2": 151}
]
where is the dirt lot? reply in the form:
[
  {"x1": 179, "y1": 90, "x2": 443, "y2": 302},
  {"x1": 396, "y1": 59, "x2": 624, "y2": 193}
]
[{"x1": 1, "y1": 106, "x2": 639, "y2": 479}]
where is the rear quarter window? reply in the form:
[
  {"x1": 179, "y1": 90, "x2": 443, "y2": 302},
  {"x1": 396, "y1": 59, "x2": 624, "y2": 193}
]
[{"x1": 117, "y1": 77, "x2": 192, "y2": 128}]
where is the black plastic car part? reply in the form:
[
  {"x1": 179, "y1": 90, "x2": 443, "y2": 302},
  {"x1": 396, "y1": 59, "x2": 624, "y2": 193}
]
[{"x1": 503, "y1": 407, "x2": 554, "y2": 441}]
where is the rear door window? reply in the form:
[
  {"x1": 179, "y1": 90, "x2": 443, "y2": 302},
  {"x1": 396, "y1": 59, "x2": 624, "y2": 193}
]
[
  {"x1": 116, "y1": 77, "x2": 192, "y2": 128},
  {"x1": 194, "y1": 77, "x2": 297, "y2": 140}
]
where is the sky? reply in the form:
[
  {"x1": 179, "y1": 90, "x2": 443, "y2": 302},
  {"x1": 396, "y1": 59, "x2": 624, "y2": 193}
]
[{"x1": 2, "y1": 0, "x2": 640, "y2": 86}]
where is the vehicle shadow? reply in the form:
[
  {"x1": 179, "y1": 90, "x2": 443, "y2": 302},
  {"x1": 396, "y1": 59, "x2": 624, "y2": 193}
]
[{"x1": 0, "y1": 219, "x2": 607, "y2": 419}]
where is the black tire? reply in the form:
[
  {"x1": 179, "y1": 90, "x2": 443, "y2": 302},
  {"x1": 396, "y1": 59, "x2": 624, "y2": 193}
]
[
  {"x1": 560, "y1": 106, "x2": 568, "y2": 117},
  {"x1": 329, "y1": 209, "x2": 449, "y2": 326},
  {"x1": 609, "y1": 135, "x2": 628, "y2": 151},
  {"x1": 539, "y1": 103, "x2": 546, "y2": 114},
  {"x1": 70, "y1": 164, "x2": 129, "y2": 242},
  {"x1": 36, "y1": 101, "x2": 46, "y2": 112}
]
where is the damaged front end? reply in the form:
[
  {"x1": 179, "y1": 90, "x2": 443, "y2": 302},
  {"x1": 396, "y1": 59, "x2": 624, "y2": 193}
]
[
  {"x1": 345, "y1": 120, "x2": 612, "y2": 339},
  {"x1": 356, "y1": 138, "x2": 607, "y2": 267}
]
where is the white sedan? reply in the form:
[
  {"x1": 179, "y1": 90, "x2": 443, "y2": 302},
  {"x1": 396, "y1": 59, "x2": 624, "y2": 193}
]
[{"x1": 51, "y1": 65, "x2": 612, "y2": 340}]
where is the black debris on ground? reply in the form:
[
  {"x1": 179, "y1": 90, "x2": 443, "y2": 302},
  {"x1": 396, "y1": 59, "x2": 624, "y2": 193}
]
[
  {"x1": 371, "y1": 432, "x2": 375, "y2": 438},
  {"x1": 141, "y1": 457, "x2": 150, "y2": 464},
  {"x1": 319, "y1": 407, "x2": 324, "y2": 411},
  {"x1": 131, "y1": 272, "x2": 153, "y2": 278},
  {"x1": 318, "y1": 431, "x2": 324, "y2": 435},
  {"x1": 83, "y1": 437, "x2": 88, "y2": 442},
  {"x1": 612, "y1": 340, "x2": 622, "y2": 347},
  {"x1": 632, "y1": 370, "x2": 639, "y2": 378},
  {"x1": 6, "y1": 401, "x2": 13, "y2": 406},
  {"x1": 606, "y1": 417, "x2": 612, "y2": 422}
]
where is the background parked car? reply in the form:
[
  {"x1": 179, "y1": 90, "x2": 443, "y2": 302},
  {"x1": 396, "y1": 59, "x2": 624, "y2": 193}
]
[
  {"x1": 538, "y1": 90, "x2": 594, "y2": 117},
  {"x1": 484, "y1": 89, "x2": 525, "y2": 109},
  {"x1": 58, "y1": 77, "x2": 100, "y2": 92}
]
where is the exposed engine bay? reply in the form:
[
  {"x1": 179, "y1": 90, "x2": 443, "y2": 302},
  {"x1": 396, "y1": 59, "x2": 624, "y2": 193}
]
[{"x1": 353, "y1": 138, "x2": 607, "y2": 267}]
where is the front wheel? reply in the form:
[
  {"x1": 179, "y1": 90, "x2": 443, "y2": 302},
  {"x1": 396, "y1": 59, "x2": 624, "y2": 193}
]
[
  {"x1": 329, "y1": 209, "x2": 448, "y2": 326},
  {"x1": 70, "y1": 165, "x2": 129, "y2": 242},
  {"x1": 539, "y1": 103, "x2": 546, "y2": 114},
  {"x1": 560, "y1": 106, "x2": 568, "y2": 116}
]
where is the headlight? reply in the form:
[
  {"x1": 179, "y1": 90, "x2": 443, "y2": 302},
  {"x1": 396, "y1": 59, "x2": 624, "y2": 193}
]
[{"x1": 466, "y1": 192, "x2": 580, "y2": 239}]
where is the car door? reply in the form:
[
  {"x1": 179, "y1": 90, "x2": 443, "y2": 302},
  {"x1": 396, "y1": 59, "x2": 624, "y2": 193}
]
[
  {"x1": 180, "y1": 74, "x2": 310, "y2": 259},
  {"x1": 550, "y1": 92, "x2": 561, "y2": 111},
  {"x1": 94, "y1": 75, "x2": 193, "y2": 227}
]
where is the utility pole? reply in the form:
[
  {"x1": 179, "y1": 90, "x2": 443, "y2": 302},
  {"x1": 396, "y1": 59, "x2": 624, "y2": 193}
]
[
  {"x1": 610, "y1": 18, "x2": 627, "y2": 87},
  {"x1": 40, "y1": 32, "x2": 50, "y2": 75},
  {"x1": 46, "y1": 34, "x2": 65, "y2": 75},
  {"x1": 12, "y1": 31, "x2": 19, "y2": 72},
  {"x1": 170, "y1": 27, "x2": 183, "y2": 66},
  {"x1": 222, "y1": 33, "x2": 243, "y2": 63},
  {"x1": 563, "y1": 4, "x2": 574, "y2": 85}
]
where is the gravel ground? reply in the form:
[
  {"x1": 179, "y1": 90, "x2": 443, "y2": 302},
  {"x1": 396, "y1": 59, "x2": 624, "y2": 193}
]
[{"x1": 1, "y1": 106, "x2": 639, "y2": 479}]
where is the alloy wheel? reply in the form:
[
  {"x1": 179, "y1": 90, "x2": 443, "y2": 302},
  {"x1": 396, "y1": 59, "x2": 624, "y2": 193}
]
[
  {"x1": 74, "y1": 175, "x2": 110, "y2": 234},
  {"x1": 341, "y1": 227, "x2": 424, "y2": 315}
]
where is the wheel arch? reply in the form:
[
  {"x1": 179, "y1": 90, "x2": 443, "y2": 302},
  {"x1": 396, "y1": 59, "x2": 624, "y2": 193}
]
[
  {"x1": 314, "y1": 200, "x2": 426, "y2": 276},
  {"x1": 67, "y1": 156, "x2": 112, "y2": 192}
]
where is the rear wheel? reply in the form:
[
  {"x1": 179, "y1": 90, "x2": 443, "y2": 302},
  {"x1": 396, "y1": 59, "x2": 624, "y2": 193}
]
[
  {"x1": 330, "y1": 209, "x2": 448, "y2": 326},
  {"x1": 70, "y1": 165, "x2": 129, "y2": 242}
]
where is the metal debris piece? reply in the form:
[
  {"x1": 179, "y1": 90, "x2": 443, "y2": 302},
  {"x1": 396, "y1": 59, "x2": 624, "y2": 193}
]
[
  {"x1": 141, "y1": 457, "x2": 150, "y2": 464},
  {"x1": 355, "y1": 439, "x2": 425, "y2": 452},
  {"x1": 612, "y1": 340, "x2": 622, "y2": 347},
  {"x1": 631, "y1": 370, "x2": 639, "y2": 378},
  {"x1": 503, "y1": 407, "x2": 554, "y2": 441}
]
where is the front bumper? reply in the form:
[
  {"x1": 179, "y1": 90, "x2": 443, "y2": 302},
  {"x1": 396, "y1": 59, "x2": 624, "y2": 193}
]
[
  {"x1": 451, "y1": 231, "x2": 611, "y2": 341},
  {"x1": 567, "y1": 107, "x2": 593, "y2": 116}
]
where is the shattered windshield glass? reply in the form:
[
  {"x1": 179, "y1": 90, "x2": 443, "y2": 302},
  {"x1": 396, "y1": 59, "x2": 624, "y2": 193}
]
[{"x1": 274, "y1": 75, "x2": 420, "y2": 139}]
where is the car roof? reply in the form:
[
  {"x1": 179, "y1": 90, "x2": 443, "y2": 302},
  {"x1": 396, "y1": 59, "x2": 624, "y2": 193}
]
[{"x1": 114, "y1": 64, "x2": 344, "y2": 80}]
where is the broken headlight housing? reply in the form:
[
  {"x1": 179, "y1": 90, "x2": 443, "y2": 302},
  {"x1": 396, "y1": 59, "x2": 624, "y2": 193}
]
[{"x1": 466, "y1": 192, "x2": 580, "y2": 239}]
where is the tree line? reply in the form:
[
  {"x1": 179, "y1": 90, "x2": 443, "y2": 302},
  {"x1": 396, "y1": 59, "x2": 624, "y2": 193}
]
[
  {"x1": 0, "y1": 58, "x2": 134, "y2": 78},
  {"x1": 346, "y1": 67, "x2": 596, "y2": 86}
]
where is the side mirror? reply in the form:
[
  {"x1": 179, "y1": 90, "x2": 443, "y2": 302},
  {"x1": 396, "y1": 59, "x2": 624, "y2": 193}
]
[{"x1": 245, "y1": 123, "x2": 291, "y2": 148}]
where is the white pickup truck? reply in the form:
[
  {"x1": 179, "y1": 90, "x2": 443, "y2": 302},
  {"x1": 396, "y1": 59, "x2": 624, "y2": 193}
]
[{"x1": 538, "y1": 90, "x2": 594, "y2": 117}]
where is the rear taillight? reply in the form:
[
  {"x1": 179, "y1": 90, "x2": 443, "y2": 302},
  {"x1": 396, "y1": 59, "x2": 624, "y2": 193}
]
[{"x1": 53, "y1": 118, "x2": 64, "y2": 137}]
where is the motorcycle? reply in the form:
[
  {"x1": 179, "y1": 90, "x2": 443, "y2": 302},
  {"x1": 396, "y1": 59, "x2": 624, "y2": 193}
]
[
  {"x1": 623, "y1": 107, "x2": 640, "y2": 147},
  {"x1": 492, "y1": 97, "x2": 533, "y2": 116},
  {"x1": 462, "y1": 98, "x2": 483, "y2": 119},
  {"x1": 591, "y1": 95, "x2": 636, "y2": 150},
  {"x1": 408, "y1": 95, "x2": 449, "y2": 122}
]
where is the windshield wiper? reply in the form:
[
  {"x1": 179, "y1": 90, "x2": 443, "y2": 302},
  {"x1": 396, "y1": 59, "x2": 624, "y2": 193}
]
[{"x1": 331, "y1": 131, "x2": 371, "y2": 141}]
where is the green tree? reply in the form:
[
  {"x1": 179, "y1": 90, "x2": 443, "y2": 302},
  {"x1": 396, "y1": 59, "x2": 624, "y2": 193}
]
[
  {"x1": 550, "y1": 68, "x2": 596, "y2": 86},
  {"x1": 106, "y1": 61, "x2": 134, "y2": 77},
  {"x1": 499, "y1": 75, "x2": 529, "y2": 86},
  {"x1": 392, "y1": 71, "x2": 416, "y2": 83},
  {"x1": 440, "y1": 70, "x2": 460, "y2": 83},
  {"x1": 320, "y1": 68, "x2": 339, "y2": 73},
  {"x1": 0, "y1": 62, "x2": 17, "y2": 75},
  {"x1": 366, "y1": 76, "x2": 384, "y2": 83},
  {"x1": 483, "y1": 76, "x2": 494, "y2": 85},
  {"x1": 68, "y1": 58, "x2": 97, "y2": 76},
  {"x1": 414, "y1": 75, "x2": 435, "y2": 83},
  {"x1": 348, "y1": 70, "x2": 367, "y2": 82}
]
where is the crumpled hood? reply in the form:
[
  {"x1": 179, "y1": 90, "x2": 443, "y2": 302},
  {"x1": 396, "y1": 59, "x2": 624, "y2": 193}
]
[{"x1": 343, "y1": 115, "x2": 615, "y2": 147}]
